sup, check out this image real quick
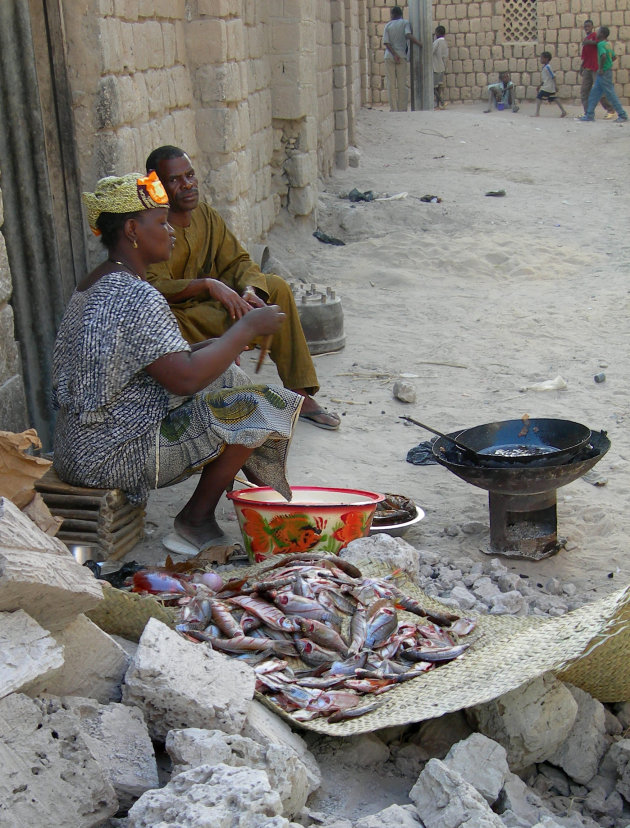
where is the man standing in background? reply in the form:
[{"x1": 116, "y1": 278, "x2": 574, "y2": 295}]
[
  {"x1": 383, "y1": 6, "x2": 422, "y2": 112},
  {"x1": 580, "y1": 19, "x2": 615, "y2": 118},
  {"x1": 432, "y1": 25, "x2": 449, "y2": 109}
]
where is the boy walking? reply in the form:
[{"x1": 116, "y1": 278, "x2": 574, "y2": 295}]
[
  {"x1": 580, "y1": 19, "x2": 614, "y2": 117},
  {"x1": 432, "y1": 26, "x2": 448, "y2": 109},
  {"x1": 532, "y1": 52, "x2": 567, "y2": 117},
  {"x1": 383, "y1": 6, "x2": 422, "y2": 112},
  {"x1": 484, "y1": 72, "x2": 519, "y2": 113},
  {"x1": 578, "y1": 27, "x2": 628, "y2": 122}
]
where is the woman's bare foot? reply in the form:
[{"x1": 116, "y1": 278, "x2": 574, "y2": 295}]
[{"x1": 174, "y1": 514, "x2": 226, "y2": 550}]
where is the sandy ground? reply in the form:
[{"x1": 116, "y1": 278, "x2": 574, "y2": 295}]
[{"x1": 129, "y1": 98, "x2": 630, "y2": 602}]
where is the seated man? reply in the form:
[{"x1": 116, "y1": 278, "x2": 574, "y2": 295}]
[
  {"x1": 145, "y1": 145, "x2": 340, "y2": 430},
  {"x1": 484, "y1": 72, "x2": 519, "y2": 113}
]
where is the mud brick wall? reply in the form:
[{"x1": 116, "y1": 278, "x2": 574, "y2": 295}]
[
  {"x1": 366, "y1": 0, "x2": 629, "y2": 106},
  {"x1": 61, "y1": 0, "x2": 364, "y2": 250}
]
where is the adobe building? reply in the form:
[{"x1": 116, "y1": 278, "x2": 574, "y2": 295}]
[{"x1": 0, "y1": 0, "x2": 627, "y2": 446}]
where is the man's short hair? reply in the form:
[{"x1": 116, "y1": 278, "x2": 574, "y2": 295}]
[
  {"x1": 435, "y1": 25, "x2": 446, "y2": 37},
  {"x1": 599, "y1": 25, "x2": 610, "y2": 38},
  {"x1": 541, "y1": 50, "x2": 552, "y2": 61},
  {"x1": 584, "y1": 19, "x2": 593, "y2": 25},
  {"x1": 146, "y1": 145, "x2": 186, "y2": 174},
  {"x1": 391, "y1": 6, "x2": 403, "y2": 18}
]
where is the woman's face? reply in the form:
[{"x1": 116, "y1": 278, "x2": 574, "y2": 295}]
[{"x1": 133, "y1": 208, "x2": 175, "y2": 263}]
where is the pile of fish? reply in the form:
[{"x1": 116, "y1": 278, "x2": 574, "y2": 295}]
[{"x1": 129, "y1": 552, "x2": 477, "y2": 723}]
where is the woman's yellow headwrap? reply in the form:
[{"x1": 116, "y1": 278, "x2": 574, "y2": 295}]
[{"x1": 82, "y1": 171, "x2": 169, "y2": 235}]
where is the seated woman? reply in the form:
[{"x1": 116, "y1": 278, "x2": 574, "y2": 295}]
[{"x1": 52, "y1": 172, "x2": 302, "y2": 551}]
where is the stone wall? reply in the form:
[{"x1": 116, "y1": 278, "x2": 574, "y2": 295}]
[
  {"x1": 366, "y1": 0, "x2": 629, "y2": 106},
  {"x1": 0, "y1": 172, "x2": 28, "y2": 432},
  {"x1": 60, "y1": 0, "x2": 363, "y2": 251}
]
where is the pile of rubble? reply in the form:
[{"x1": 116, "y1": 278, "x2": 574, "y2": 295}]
[{"x1": 2, "y1": 497, "x2": 630, "y2": 827}]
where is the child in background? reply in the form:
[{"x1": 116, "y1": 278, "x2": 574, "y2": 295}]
[
  {"x1": 484, "y1": 72, "x2": 519, "y2": 113},
  {"x1": 577, "y1": 26, "x2": 628, "y2": 122},
  {"x1": 432, "y1": 26, "x2": 449, "y2": 109},
  {"x1": 533, "y1": 52, "x2": 567, "y2": 117}
]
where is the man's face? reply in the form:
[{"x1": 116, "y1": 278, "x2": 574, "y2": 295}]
[
  {"x1": 155, "y1": 154, "x2": 199, "y2": 213},
  {"x1": 501, "y1": 73, "x2": 510, "y2": 84},
  {"x1": 584, "y1": 21, "x2": 593, "y2": 35}
]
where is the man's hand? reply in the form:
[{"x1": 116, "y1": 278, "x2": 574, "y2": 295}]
[
  {"x1": 242, "y1": 286, "x2": 267, "y2": 309},
  {"x1": 205, "y1": 278, "x2": 252, "y2": 320}
]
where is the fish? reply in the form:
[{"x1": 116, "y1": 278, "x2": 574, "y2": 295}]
[
  {"x1": 296, "y1": 618, "x2": 348, "y2": 655},
  {"x1": 205, "y1": 633, "x2": 296, "y2": 657},
  {"x1": 450, "y1": 617, "x2": 477, "y2": 636},
  {"x1": 131, "y1": 570, "x2": 190, "y2": 594},
  {"x1": 389, "y1": 586, "x2": 460, "y2": 626},
  {"x1": 210, "y1": 600, "x2": 243, "y2": 638},
  {"x1": 365, "y1": 607, "x2": 398, "y2": 648},
  {"x1": 401, "y1": 643, "x2": 470, "y2": 663},
  {"x1": 326, "y1": 700, "x2": 383, "y2": 723},
  {"x1": 293, "y1": 638, "x2": 339, "y2": 667},
  {"x1": 228, "y1": 595, "x2": 298, "y2": 633},
  {"x1": 347, "y1": 606, "x2": 367, "y2": 655},
  {"x1": 273, "y1": 592, "x2": 334, "y2": 621}
]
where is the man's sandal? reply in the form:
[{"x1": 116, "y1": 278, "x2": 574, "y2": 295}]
[{"x1": 298, "y1": 408, "x2": 341, "y2": 431}]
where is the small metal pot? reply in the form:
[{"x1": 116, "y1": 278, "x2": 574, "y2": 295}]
[{"x1": 68, "y1": 544, "x2": 101, "y2": 565}]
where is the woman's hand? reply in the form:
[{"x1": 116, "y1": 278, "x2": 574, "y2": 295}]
[
  {"x1": 240, "y1": 304, "x2": 286, "y2": 338},
  {"x1": 205, "y1": 278, "x2": 252, "y2": 320}
]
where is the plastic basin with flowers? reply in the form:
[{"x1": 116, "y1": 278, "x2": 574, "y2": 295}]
[{"x1": 227, "y1": 486, "x2": 385, "y2": 562}]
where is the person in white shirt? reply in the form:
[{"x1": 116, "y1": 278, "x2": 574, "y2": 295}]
[
  {"x1": 432, "y1": 25, "x2": 449, "y2": 109},
  {"x1": 383, "y1": 6, "x2": 422, "y2": 112}
]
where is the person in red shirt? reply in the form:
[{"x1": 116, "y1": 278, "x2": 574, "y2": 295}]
[{"x1": 580, "y1": 19, "x2": 615, "y2": 117}]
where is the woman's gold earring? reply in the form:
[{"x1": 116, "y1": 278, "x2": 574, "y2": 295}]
[{"x1": 132, "y1": 240, "x2": 138, "y2": 249}]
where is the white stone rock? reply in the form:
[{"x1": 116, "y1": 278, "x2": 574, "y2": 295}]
[
  {"x1": 63, "y1": 696, "x2": 158, "y2": 812},
  {"x1": 466, "y1": 673, "x2": 578, "y2": 771},
  {"x1": 547, "y1": 684, "x2": 609, "y2": 784},
  {"x1": 0, "y1": 693, "x2": 117, "y2": 824},
  {"x1": 241, "y1": 699, "x2": 321, "y2": 792},
  {"x1": 605, "y1": 738, "x2": 630, "y2": 803},
  {"x1": 347, "y1": 146, "x2": 361, "y2": 167},
  {"x1": 409, "y1": 757, "x2": 505, "y2": 827},
  {"x1": 342, "y1": 534, "x2": 420, "y2": 584},
  {"x1": 166, "y1": 728, "x2": 310, "y2": 817},
  {"x1": 355, "y1": 803, "x2": 422, "y2": 826},
  {"x1": 498, "y1": 771, "x2": 545, "y2": 825},
  {"x1": 443, "y1": 733, "x2": 510, "y2": 804},
  {"x1": 26, "y1": 614, "x2": 128, "y2": 703},
  {"x1": 489, "y1": 589, "x2": 526, "y2": 615},
  {"x1": 0, "y1": 499, "x2": 103, "y2": 631},
  {"x1": 393, "y1": 380, "x2": 417, "y2": 403},
  {"x1": 448, "y1": 584, "x2": 477, "y2": 610},
  {"x1": 0, "y1": 609, "x2": 64, "y2": 699},
  {"x1": 127, "y1": 763, "x2": 288, "y2": 827},
  {"x1": 410, "y1": 711, "x2": 474, "y2": 759},
  {"x1": 122, "y1": 618, "x2": 255, "y2": 739}
]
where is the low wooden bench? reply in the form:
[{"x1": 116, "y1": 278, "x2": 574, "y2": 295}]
[{"x1": 35, "y1": 468, "x2": 145, "y2": 560}]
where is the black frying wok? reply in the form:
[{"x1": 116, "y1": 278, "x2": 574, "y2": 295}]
[{"x1": 431, "y1": 418, "x2": 592, "y2": 467}]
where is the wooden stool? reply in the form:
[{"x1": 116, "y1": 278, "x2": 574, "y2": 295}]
[{"x1": 35, "y1": 468, "x2": 145, "y2": 560}]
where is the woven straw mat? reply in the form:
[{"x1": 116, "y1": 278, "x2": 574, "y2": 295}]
[
  {"x1": 86, "y1": 559, "x2": 630, "y2": 734},
  {"x1": 87, "y1": 582, "x2": 177, "y2": 641}
]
